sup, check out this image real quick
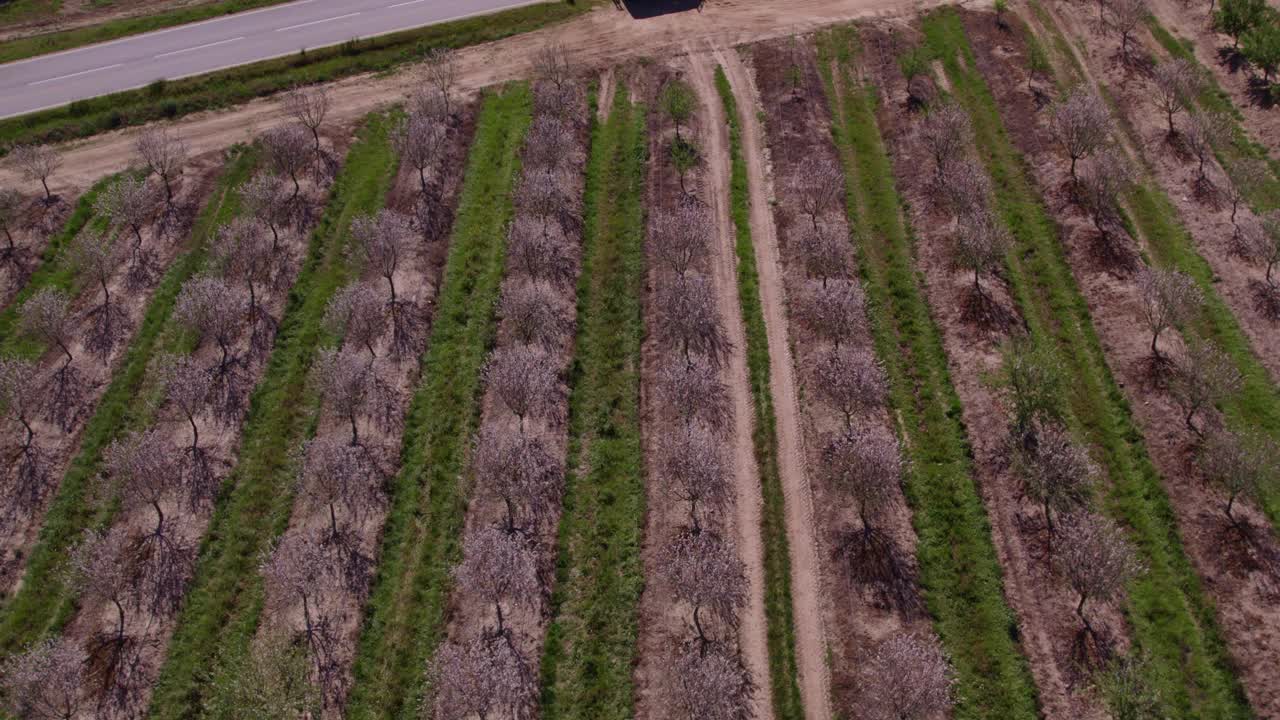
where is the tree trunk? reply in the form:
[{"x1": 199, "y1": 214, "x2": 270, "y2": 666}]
[{"x1": 349, "y1": 413, "x2": 360, "y2": 446}]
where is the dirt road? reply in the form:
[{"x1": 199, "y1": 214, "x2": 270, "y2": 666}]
[
  {"x1": 718, "y1": 44, "x2": 835, "y2": 720},
  {"x1": 0, "y1": 0, "x2": 960, "y2": 194}
]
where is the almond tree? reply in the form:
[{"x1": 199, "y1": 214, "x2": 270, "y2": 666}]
[
  {"x1": 453, "y1": 527, "x2": 541, "y2": 637},
  {"x1": 653, "y1": 203, "x2": 712, "y2": 277},
  {"x1": 794, "y1": 222, "x2": 849, "y2": 287},
  {"x1": 175, "y1": 276, "x2": 243, "y2": 374},
  {"x1": 1, "y1": 637, "x2": 86, "y2": 720},
  {"x1": 660, "y1": 79, "x2": 696, "y2": 143},
  {"x1": 393, "y1": 111, "x2": 447, "y2": 197},
  {"x1": 940, "y1": 157, "x2": 993, "y2": 219},
  {"x1": 518, "y1": 166, "x2": 576, "y2": 238},
  {"x1": 1138, "y1": 267, "x2": 1201, "y2": 362},
  {"x1": 1107, "y1": 0, "x2": 1148, "y2": 60},
  {"x1": 240, "y1": 172, "x2": 291, "y2": 251},
  {"x1": 499, "y1": 280, "x2": 573, "y2": 351},
  {"x1": 283, "y1": 85, "x2": 330, "y2": 159},
  {"x1": 1238, "y1": 211, "x2": 1280, "y2": 316},
  {"x1": 920, "y1": 103, "x2": 972, "y2": 185},
  {"x1": 796, "y1": 278, "x2": 867, "y2": 350},
  {"x1": 260, "y1": 533, "x2": 339, "y2": 702},
  {"x1": 859, "y1": 632, "x2": 956, "y2": 720},
  {"x1": 1224, "y1": 157, "x2": 1268, "y2": 229},
  {"x1": 656, "y1": 360, "x2": 732, "y2": 433},
  {"x1": 657, "y1": 273, "x2": 732, "y2": 368},
  {"x1": 422, "y1": 48, "x2": 458, "y2": 119},
  {"x1": 429, "y1": 638, "x2": 537, "y2": 720},
  {"x1": 471, "y1": 425, "x2": 562, "y2": 535},
  {"x1": 953, "y1": 208, "x2": 1010, "y2": 310},
  {"x1": 1059, "y1": 513, "x2": 1143, "y2": 639},
  {"x1": 534, "y1": 43, "x2": 572, "y2": 96},
  {"x1": 823, "y1": 426, "x2": 905, "y2": 541},
  {"x1": 1152, "y1": 59, "x2": 1200, "y2": 137},
  {"x1": 811, "y1": 345, "x2": 888, "y2": 427},
  {"x1": 661, "y1": 646, "x2": 753, "y2": 720},
  {"x1": 67, "y1": 228, "x2": 121, "y2": 361},
  {"x1": 484, "y1": 346, "x2": 564, "y2": 431},
  {"x1": 524, "y1": 115, "x2": 577, "y2": 173},
  {"x1": 0, "y1": 187, "x2": 22, "y2": 262},
  {"x1": 263, "y1": 125, "x2": 311, "y2": 201},
  {"x1": 1015, "y1": 421, "x2": 1097, "y2": 548},
  {"x1": 791, "y1": 156, "x2": 845, "y2": 232},
  {"x1": 312, "y1": 347, "x2": 397, "y2": 446},
  {"x1": 68, "y1": 525, "x2": 133, "y2": 648},
  {"x1": 657, "y1": 425, "x2": 729, "y2": 534},
  {"x1": 19, "y1": 288, "x2": 83, "y2": 431},
  {"x1": 298, "y1": 434, "x2": 379, "y2": 593},
  {"x1": 11, "y1": 144, "x2": 61, "y2": 203},
  {"x1": 95, "y1": 175, "x2": 161, "y2": 286},
  {"x1": 507, "y1": 217, "x2": 577, "y2": 289},
  {"x1": 214, "y1": 217, "x2": 278, "y2": 351},
  {"x1": 135, "y1": 127, "x2": 188, "y2": 207},
  {"x1": 1184, "y1": 111, "x2": 1231, "y2": 186},
  {"x1": 1169, "y1": 341, "x2": 1242, "y2": 438},
  {"x1": 0, "y1": 357, "x2": 48, "y2": 514},
  {"x1": 160, "y1": 353, "x2": 218, "y2": 504},
  {"x1": 324, "y1": 281, "x2": 388, "y2": 359},
  {"x1": 1050, "y1": 88, "x2": 1111, "y2": 181},
  {"x1": 352, "y1": 209, "x2": 413, "y2": 305},
  {"x1": 1200, "y1": 427, "x2": 1277, "y2": 524},
  {"x1": 659, "y1": 532, "x2": 747, "y2": 652},
  {"x1": 1077, "y1": 154, "x2": 1134, "y2": 247}
]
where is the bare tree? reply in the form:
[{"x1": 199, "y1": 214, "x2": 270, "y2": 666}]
[
  {"x1": 1015, "y1": 421, "x2": 1097, "y2": 547},
  {"x1": 499, "y1": 280, "x2": 572, "y2": 351},
  {"x1": 1224, "y1": 158, "x2": 1268, "y2": 229},
  {"x1": 67, "y1": 228, "x2": 121, "y2": 362},
  {"x1": 135, "y1": 127, "x2": 188, "y2": 207},
  {"x1": 653, "y1": 203, "x2": 712, "y2": 277},
  {"x1": 0, "y1": 357, "x2": 49, "y2": 513},
  {"x1": 656, "y1": 273, "x2": 733, "y2": 367},
  {"x1": 1077, "y1": 153, "x2": 1134, "y2": 248},
  {"x1": 429, "y1": 637, "x2": 537, "y2": 720},
  {"x1": 953, "y1": 208, "x2": 1010, "y2": 311},
  {"x1": 20, "y1": 288, "x2": 84, "y2": 431},
  {"x1": 471, "y1": 424, "x2": 562, "y2": 535},
  {"x1": 1183, "y1": 111, "x2": 1231, "y2": 187},
  {"x1": 352, "y1": 208, "x2": 415, "y2": 305},
  {"x1": 1050, "y1": 88, "x2": 1111, "y2": 181},
  {"x1": 507, "y1": 217, "x2": 577, "y2": 289},
  {"x1": 1058, "y1": 512, "x2": 1143, "y2": 639},
  {"x1": 858, "y1": 632, "x2": 956, "y2": 720},
  {"x1": 919, "y1": 103, "x2": 972, "y2": 186},
  {"x1": 175, "y1": 276, "x2": 244, "y2": 374},
  {"x1": 656, "y1": 360, "x2": 732, "y2": 432},
  {"x1": 657, "y1": 425, "x2": 729, "y2": 534},
  {"x1": 283, "y1": 85, "x2": 330, "y2": 159},
  {"x1": 1, "y1": 637, "x2": 86, "y2": 720},
  {"x1": 661, "y1": 646, "x2": 753, "y2": 720},
  {"x1": 68, "y1": 526, "x2": 134, "y2": 647},
  {"x1": 1152, "y1": 59, "x2": 1200, "y2": 137},
  {"x1": 534, "y1": 43, "x2": 572, "y2": 96},
  {"x1": 324, "y1": 282, "x2": 388, "y2": 359},
  {"x1": 311, "y1": 347, "x2": 397, "y2": 446},
  {"x1": 240, "y1": 172, "x2": 291, "y2": 252},
  {"x1": 484, "y1": 346, "x2": 564, "y2": 431},
  {"x1": 1138, "y1": 267, "x2": 1201, "y2": 362},
  {"x1": 797, "y1": 278, "x2": 867, "y2": 351},
  {"x1": 1238, "y1": 211, "x2": 1280, "y2": 317},
  {"x1": 794, "y1": 222, "x2": 849, "y2": 287},
  {"x1": 0, "y1": 187, "x2": 23, "y2": 262},
  {"x1": 262, "y1": 125, "x2": 311, "y2": 201},
  {"x1": 422, "y1": 48, "x2": 458, "y2": 119},
  {"x1": 393, "y1": 111, "x2": 447, "y2": 197},
  {"x1": 823, "y1": 426, "x2": 905, "y2": 540},
  {"x1": 791, "y1": 156, "x2": 845, "y2": 231},
  {"x1": 1107, "y1": 0, "x2": 1149, "y2": 60},
  {"x1": 659, "y1": 532, "x2": 748, "y2": 651},
  {"x1": 1169, "y1": 341, "x2": 1242, "y2": 438},
  {"x1": 811, "y1": 345, "x2": 888, "y2": 427},
  {"x1": 260, "y1": 533, "x2": 340, "y2": 701},
  {"x1": 11, "y1": 144, "x2": 62, "y2": 203},
  {"x1": 159, "y1": 353, "x2": 218, "y2": 505},
  {"x1": 95, "y1": 175, "x2": 161, "y2": 286},
  {"x1": 453, "y1": 527, "x2": 541, "y2": 637},
  {"x1": 1200, "y1": 427, "x2": 1278, "y2": 524}
]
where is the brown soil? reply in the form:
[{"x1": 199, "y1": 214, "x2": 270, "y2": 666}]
[
  {"x1": 0, "y1": 0, "x2": 968, "y2": 199},
  {"x1": 0, "y1": 193, "x2": 76, "y2": 311},
  {"x1": 964, "y1": 7, "x2": 1280, "y2": 715}
]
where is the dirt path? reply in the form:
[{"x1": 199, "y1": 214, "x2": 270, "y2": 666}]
[
  {"x1": 0, "y1": 0, "x2": 968, "y2": 196},
  {"x1": 597, "y1": 67, "x2": 616, "y2": 124},
  {"x1": 719, "y1": 47, "x2": 834, "y2": 720},
  {"x1": 683, "y1": 46, "x2": 775, "y2": 720}
]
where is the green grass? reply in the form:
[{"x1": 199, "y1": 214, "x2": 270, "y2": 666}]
[
  {"x1": 712, "y1": 64, "x2": 804, "y2": 720},
  {"x1": 343, "y1": 85, "x2": 531, "y2": 720},
  {"x1": 0, "y1": 174, "x2": 117, "y2": 353},
  {"x1": 921, "y1": 10, "x2": 1252, "y2": 718},
  {"x1": 147, "y1": 113, "x2": 398, "y2": 720},
  {"x1": 0, "y1": 2, "x2": 585, "y2": 152},
  {"x1": 538, "y1": 84, "x2": 647, "y2": 720},
  {"x1": 0, "y1": 148, "x2": 255, "y2": 655},
  {"x1": 815, "y1": 27, "x2": 1041, "y2": 720}
]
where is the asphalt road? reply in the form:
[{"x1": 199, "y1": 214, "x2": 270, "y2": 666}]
[{"x1": 0, "y1": 0, "x2": 543, "y2": 119}]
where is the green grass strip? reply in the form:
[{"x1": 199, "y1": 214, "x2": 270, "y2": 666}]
[
  {"x1": 922, "y1": 10, "x2": 1252, "y2": 718},
  {"x1": 538, "y1": 85, "x2": 647, "y2": 720},
  {"x1": 0, "y1": 149, "x2": 254, "y2": 653},
  {"x1": 0, "y1": 175, "x2": 117, "y2": 353},
  {"x1": 712, "y1": 64, "x2": 804, "y2": 720},
  {"x1": 815, "y1": 27, "x2": 1041, "y2": 720},
  {"x1": 0, "y1": 3, "x2": 584, "y2": 152},
  {"x1": 344, "y1": 85, "x2": 531, "y2": 720},
  {"x1": 147, "y1": 114, "x2": 398, "y2": 720}
]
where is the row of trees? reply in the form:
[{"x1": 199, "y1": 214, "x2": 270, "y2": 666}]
[
  {"x1": 428, "y1": 51, "x2": 582, "y2": 720},
  {"x1": 1214, "y1": 0, "x2": 1280, "y2": 89}
]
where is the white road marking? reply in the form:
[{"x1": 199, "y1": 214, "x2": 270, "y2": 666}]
[
  {"x1": 387, "y1": 0, "x2": 430, "y2": 8},
  {"x1": 274, "y1": 12, "x2": 361, "y2": 32},
  {"x1": 27, "y1": 63, "x2": 124, "y2": 86},
  {"x1": 154, "y1": 36, "x2": 246, "y2": 59}
]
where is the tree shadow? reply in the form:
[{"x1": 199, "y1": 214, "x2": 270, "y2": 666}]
[{"x1": 620, "y1": 0, "x2": 702, "y2": 19}]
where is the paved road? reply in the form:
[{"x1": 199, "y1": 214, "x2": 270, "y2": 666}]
[{"x1": 0, "y1": 0, "x2": 543, "y2": 119}]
